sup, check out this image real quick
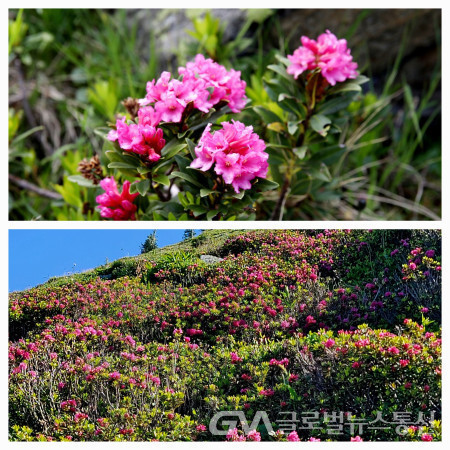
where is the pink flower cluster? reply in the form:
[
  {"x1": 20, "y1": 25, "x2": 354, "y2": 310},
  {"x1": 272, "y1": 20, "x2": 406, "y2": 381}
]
[
  {"x1": 178, "y1": 54, "x2": 247, "y2": 113},
  {"x1": 96, "y1": 177, "x2": 139, "y2": 221},
  {"x1": 190, "y1": 120, "x2": 268, "y2": 193},
  {"x1": 287, "y1": 30, "x2": 358, "y2": 86},
  {"x1": 107, "y1": 110, "x2": 165, "y2": 163},
  {"x1": 140, "y1": 55, "x2": 246, "y2": 122}
]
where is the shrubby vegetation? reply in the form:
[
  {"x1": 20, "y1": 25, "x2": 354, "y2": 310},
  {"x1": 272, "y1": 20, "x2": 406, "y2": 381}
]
[
  {"x1": 9, "y1": 10, "x2": 441, "y2": 220},
  {"x1": 9, "y1": 230, "x2": 441, "y2": 441}
]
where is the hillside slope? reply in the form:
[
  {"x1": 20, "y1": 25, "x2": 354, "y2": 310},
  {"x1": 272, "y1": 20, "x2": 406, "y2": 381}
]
[{"x1": 9, "y1": 230, "x2": 441, "y2": 441}]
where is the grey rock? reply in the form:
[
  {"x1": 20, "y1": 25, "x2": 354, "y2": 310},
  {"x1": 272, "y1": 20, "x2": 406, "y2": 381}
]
[{"x1": 200, "y1": 255, "x2": 224, "y2": 265}]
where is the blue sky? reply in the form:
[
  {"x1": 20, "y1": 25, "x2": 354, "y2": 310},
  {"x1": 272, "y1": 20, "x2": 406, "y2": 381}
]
[{"x1": 9, "y1": 229, "x2": 199, "y2": 292}]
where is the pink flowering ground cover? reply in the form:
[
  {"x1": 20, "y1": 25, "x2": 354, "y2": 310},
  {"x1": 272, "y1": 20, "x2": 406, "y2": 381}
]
[{"x1": 9, "y1": 230, "x2": 441, "y2": 441}]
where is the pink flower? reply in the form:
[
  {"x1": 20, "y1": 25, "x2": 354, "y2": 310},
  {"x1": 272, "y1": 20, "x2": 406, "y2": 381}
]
[
  {"x1": 230, "y1": 352, "x2": 243, "y2": 363},
  {"x1": 421, "y1": 433, "x2": 433, "y2": 441},
  {"x1": 287, "y1": 431, "x2": 301, "y2": 441},
  {"x1": 179, "y1": 54, "x2": 247, "y2": 113},
  {"x1": 190, "y1": 120, "x2": 268, "y2": 193},
  {"x1": 108, "y1": 117, "x2": 165, "y2": 162},
  {"x1": 324, "y1": 338, "x2": 335, "y2": 348},
  {"x1": 351, "y1": 436, "x2": 363, "y2": 441},
  {"x1": 309, "y1": 437, "x2": 321, "y2": 441},
  {"x1": 289, "y1": 373, "x2": 299, "y2": 383},
  {"x1": 287, "y1": 30, "x2": 358, "y2": 85},
  {"x1": 140, "y1": 56, "x2": 247, "y2": 122},
  {"x1": 109, "y1": 371, "x2": 121, "y2": 381},
  {"x1": 387, "y1": 346, "x2": 400, "y2": 355},
  {"x1": 247, "y1": 430, "x2": 261, "y2": 441},
  {"x1": 196, "y1": 424, "x2": 207, "y2": 432},
  {"x1": 259, "y1": 388, "x2": 275, "y2": 397},
  {"x1": 305, "y1": 315, "x2": 316, "y2": 325},
  {"x1": 399, "y1": 359, "x2": 409, "y2": 368},
  {"x1": 137, "y1": 106, "x2": 161, "y2": 127},
  {"x1": 96, "y1": 177, "x2": 139, "y2": 221},
  {"x1": 226, "y1": 427, "x2": 246, "y2": 441}
]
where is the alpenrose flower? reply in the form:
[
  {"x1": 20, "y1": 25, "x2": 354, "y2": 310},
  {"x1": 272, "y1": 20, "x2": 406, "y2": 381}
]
[
  {"x1": 107, "y1": 115, "x2": 165, "y2": 163},
  {"x1": 178, "y1": 54, "x2": 247, "y2": 113},
  {"x1": 287, "y1": 30, "x2": 358, "y2": 86},
  {"x1": 96, "y1": 177, "x2": 139, "y2": 220},
  {"x1": 139, "y1": 54, "x2": 247, "y2": 122},
  {"x1": 190, "y1": 120, "x2": 268, "y2": 193}
]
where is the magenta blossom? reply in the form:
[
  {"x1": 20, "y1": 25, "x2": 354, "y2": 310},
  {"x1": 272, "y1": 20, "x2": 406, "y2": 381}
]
[
  {"x1": 351, "y1": 436, "x2": 363, "y2": 442},
  {"x1": 226, "y1": 428, "x2": 246, "y2": 442},
  {"x1": 247, "y1": 430, "x2": 261, "y2": 441},
  {"x1": 96, "y1": 177, "x2": 139, "y2": 221},
  {"x1": 179, "y1": 54, "x2": 247, "y2": 113},
  {"x1": 287, "y1": 30, "x2": 358, "y2": 86},
  {"x1": 108, "y1": 116, "x2": 165, "y2": 163},
  {"x1": 287, "y1": 431, "x2": 301, "y2": 442},
  {"x1": 140, "y1": 55, "x2": 247, "y2": 122},
  {"x1": 190, "y1": 120, "x2": 268, "y2": 193}
]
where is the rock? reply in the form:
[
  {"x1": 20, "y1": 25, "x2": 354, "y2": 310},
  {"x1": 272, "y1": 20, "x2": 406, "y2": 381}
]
[{"x1": 200, "y1": 255, "x2": 223, "y2": 265}]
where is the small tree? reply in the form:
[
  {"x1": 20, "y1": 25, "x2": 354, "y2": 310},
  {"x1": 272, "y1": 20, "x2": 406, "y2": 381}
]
[
  {"x1": 182, "y1": 229, "x2": 195, "y2": 241},
  {"x1": 141, "y1": 231, "x2": 157, "y2": 254}
]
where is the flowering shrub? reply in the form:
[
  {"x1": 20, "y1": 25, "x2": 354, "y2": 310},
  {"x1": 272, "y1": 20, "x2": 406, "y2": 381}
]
[
  {"x1": 287, "y1": 30, "x2": 358, "y2": 85},
  {"x1": 64, "y1": 26, "x2": 397, "y2": 221},
  {"x1": 9, "y1": 230, "x2": 441, "y2": 441}
]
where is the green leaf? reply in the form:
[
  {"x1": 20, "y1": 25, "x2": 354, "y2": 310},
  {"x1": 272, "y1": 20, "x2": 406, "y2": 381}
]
[
  {"x1": 161, "y1": 139, "x2": 187, "y2": 159},
  {"x1": 107, "y1": 162, "x2": 137, "y2": 169},
  {"x1": 293, "y1": 146, "x2": 307, "y2": 160},
  {"x1": 135, "y1": 179, "x2": 151, "y2": 196},
  {"x1": 267, "y1": 122, "x2": 285, "y2": 133},
  {"x1": 207, "y1": 210, "x2": 219, "y2": 220},
  {"x1": 187, "y1": 205, "x2": 207, "y2": 217},
  {"x1": 152, "y1": 211, "x2": 165, "y2": 220},
  {"x1": 287, "y1": 121, "x2": 299, "y2": 135},
  {"x1": 167, "y1": 212, "x2": 177, "y2": 221},
  {"x1": 231, "y1": 190, "x2": 245, "y2": 200},
  {"x1": 310, "y1": 164, "x2": 332, "y2": 182},
  {"x1": 171, "y1": 171, "x2": 203, "y2": 188},
  {"x1": 67, "y1": 175, "x2": 96, "y2": 188},
  {"x1": 186, "y1": 138, "x2": 197, "y2": 159},
  {"x1": 185, "y1": 191, "x2": 195, "y2": 204},
  {"x1": 178, "y1": 192, "x2": 189, "y2": 208},
  {"x1": 137, "y1": 167, "x2": 151, "y2": 175},
  {"x1": 253, "y1": 106, "x2": 283, "y2": 124},
  {"x1": 253, "y1": 178, "x2": 279, "y2": 191},
  {"x1": 275, "y1": 54, "x2": 291, "y2": 67},
  {"x1": 309, "y1": 145, "x2": 346, "y2": 163},
  {"x1": 153, "y1": 173, "x2": 171, "y2": 187},
  {"x1": 174, "y1": 155, "x2": 192, "y2": 172},
  {"x1": 310, "y1": 114, "x2": 331, "y2": 137},
  {"x1": 317, "y1": 95, "x2": 354, "y2": 115},
  {"x1": 267, "y1": 63, "x2": 293, "y2": 82},
  {"x1": 93, "y1": 127, "x2": 113, "y2": 141},
  {"x1": 200, "y1": 188, "x2": 215, "y2": 197}
]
